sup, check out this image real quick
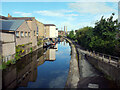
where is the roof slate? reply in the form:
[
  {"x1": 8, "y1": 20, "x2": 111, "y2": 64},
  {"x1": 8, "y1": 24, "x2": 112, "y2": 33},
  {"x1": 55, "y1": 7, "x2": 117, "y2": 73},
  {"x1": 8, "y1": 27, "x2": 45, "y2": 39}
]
[{"x1": 0, "y1": 20, "x2": 25, "y2": 31}]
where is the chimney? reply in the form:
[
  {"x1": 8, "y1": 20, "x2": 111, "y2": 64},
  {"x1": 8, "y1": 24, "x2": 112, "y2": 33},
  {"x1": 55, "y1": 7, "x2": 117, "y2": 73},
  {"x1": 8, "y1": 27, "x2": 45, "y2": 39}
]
[
  {"x1": 64, "y1": 26, "x2": 65, "y2": 35},
  {"x1": 66, "y1": 26, "x2": 67, "y2": 34},
  {"x1": 8, "y1": 13, "x2": 12, "y2": 17}
]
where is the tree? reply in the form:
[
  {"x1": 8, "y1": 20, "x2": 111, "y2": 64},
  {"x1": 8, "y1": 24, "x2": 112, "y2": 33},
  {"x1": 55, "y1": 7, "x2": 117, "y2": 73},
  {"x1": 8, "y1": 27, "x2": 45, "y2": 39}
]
[
  {"x1": 76, "y1": 13, "x2": 120, "y2": 56},
  {"x1": 67, "y1": 30, "x2": 75, "y2": 40}
]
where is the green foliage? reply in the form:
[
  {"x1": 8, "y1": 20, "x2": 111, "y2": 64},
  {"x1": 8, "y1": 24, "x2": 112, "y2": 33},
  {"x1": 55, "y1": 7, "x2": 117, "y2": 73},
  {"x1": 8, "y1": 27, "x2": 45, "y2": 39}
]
[
  {"x1": 74, "y1": 13, "x2": 120, "y2": 56},
  {"x1": 0, "y1": 63, "x2": 7, "y2": 69},
  {"x1": 67, "y1": 30, "x2": 76, "y2": 40},
  {"x1": 15, "y1": 46, "x2": 22, "y2": 60},
  {"x1": 37, "y1": 39, "x2": 43, "y2": 46},
  {"x1": 30, "y1": 47, "x2": 33, "y2": 53},
  {"x1": 58, "y1": 35, "x2": 62, "y2": 38}
]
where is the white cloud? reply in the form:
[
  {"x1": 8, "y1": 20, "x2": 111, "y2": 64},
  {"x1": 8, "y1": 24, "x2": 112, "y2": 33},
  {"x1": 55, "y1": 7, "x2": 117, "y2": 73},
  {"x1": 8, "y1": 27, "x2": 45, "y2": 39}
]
[
  {"x1": 34, "y1": 10, "x2": 78, "y2": 17},
  {"x1": 69, "y1": 2, "x2": 117, "y2": 14},
  {"x1": 13, "y1": 11, "x2": 32, "y2": 17},
  {"x1": 36, "y1": 18, "x2": 56, "y2": 24}
]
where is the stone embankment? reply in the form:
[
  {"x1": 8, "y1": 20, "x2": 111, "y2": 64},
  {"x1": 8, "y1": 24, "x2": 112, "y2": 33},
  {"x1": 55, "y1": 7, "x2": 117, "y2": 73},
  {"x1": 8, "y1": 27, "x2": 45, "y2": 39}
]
[{"x1": 65, "y1": 38, "x2": 80, "y2": 88}]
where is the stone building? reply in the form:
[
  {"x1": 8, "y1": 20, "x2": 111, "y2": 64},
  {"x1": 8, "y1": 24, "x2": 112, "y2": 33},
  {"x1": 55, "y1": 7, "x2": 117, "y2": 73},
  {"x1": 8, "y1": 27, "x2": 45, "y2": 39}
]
[
  {"x1": 0, "y1": 15, "x2": 38, "y2": 47},
  {"x1": 0, "y1": 20, "x2": 31, "y2": 60}
]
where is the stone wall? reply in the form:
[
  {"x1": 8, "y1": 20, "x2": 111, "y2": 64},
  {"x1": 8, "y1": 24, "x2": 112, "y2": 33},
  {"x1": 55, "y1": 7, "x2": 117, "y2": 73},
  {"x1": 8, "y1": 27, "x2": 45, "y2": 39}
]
[
  {"x1": 44, "y1": 26, "x2": 50, "y2": 38},
  {"x1": 16, "y1": 21, "x2": 31, "y2": 46},
  {"x1": 1, "y1": 32, "x2": 15, "y2": 58},
  {"x1": 86, "y1": 55, "x2": 120, "y2": 87},
  {"x1": 2, "y1": 43, "x2": 15, "y2": 57},
  {"x1": 65, "y1": 38, "x2": 80, "y2": 88},
  {"x1": 0, "y1": 31, "x2": 2, "y2": 56},
  {"x1": 27, "y1": 20, "x2": 37, "y2": 47},
  {"x1": 1, "y1": 32, "x2": 14, "y2": 43},
  {"x1": 36, "y1": 20, "x2": 44, "y2": 38}
]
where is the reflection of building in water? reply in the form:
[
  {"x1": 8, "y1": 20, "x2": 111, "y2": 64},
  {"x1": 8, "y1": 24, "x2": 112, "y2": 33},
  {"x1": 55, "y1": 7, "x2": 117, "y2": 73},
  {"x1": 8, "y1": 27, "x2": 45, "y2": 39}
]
[
  {"x1": 2, "y1": 47, "x2": 56, "y2": 89},
  {"x1": 44, "y1": 49, "x2": 56, "y2": 61},
  {"x1": 37, "y1": 48, "x2": 46, "y2": 66},
  {"x1": 2, "y1": 65, "x2": 17, "y2": 89},
  {"x1": 55, "y1": 44, "x2": 58, "y2": 51},
  {"x1": 64, "y1": 40, "x2": 66, "y2": 46},
  {"x1": 2, "y1": 50, "x2": 38, "y2": 89},
  {"x1": 37, "y1": 55, "x2": 45, "y2": 66},
  {"x1": 29, "y1": 51, "x2": 38, "y2": 82},
  {"x1": 49, "y1": 49, "x2": 56, "y2": 61}
]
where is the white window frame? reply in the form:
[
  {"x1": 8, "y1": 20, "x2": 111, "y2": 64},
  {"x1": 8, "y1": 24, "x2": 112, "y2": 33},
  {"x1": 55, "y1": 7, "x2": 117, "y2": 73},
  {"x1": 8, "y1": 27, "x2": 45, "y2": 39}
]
[
  {"x1": 21, "y1": 31, "x2": 24, "y2": 37},
  {"x1": 16, "y1": 31, "x2": 19, "y2": 37},
  {"x1": 25, "y1": 32, "x2": 27, "y2": 37}
]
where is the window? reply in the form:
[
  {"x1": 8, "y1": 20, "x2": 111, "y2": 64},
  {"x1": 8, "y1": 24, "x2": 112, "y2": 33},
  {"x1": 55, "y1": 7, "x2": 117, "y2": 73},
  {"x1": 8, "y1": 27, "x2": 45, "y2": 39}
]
[
  {"x1": 16, "y1": 31, "x2": 19, "y2": 37},
  {"x1": 28, "y1": 32, "x2": 30, "y2": 37},
  {"x1": 25, "y1": 32, "x2": 27, "y2": 37},
  {"x1": 21, "y1": 31, "x2": 24, "y2": 37}
]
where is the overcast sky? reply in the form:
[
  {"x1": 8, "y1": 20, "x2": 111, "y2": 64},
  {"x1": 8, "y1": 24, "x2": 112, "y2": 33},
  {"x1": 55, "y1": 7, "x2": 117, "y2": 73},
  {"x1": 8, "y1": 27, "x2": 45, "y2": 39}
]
[{"x1": 1, "y1": 1, "x2": 118, "y2": 31}]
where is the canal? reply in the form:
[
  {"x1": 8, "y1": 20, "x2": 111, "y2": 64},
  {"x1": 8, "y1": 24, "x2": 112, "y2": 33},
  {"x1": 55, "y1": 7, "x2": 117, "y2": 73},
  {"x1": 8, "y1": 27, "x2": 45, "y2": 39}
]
[{"x1": 2, "y1": 40, "x2": 71, "y2": 89}]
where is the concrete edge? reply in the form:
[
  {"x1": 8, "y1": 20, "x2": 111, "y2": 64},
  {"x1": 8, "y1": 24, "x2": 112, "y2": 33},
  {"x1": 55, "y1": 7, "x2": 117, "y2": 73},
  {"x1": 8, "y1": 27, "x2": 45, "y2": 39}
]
[{"x1": 65, "y1": 38, "x2": 80, "y2": 88}]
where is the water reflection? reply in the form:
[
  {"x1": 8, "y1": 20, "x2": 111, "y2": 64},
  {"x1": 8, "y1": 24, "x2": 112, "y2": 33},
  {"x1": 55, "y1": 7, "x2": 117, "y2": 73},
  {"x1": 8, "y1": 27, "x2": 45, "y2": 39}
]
[{"x1": 2, "y1": 40, "x2": 71, "y2": 89}]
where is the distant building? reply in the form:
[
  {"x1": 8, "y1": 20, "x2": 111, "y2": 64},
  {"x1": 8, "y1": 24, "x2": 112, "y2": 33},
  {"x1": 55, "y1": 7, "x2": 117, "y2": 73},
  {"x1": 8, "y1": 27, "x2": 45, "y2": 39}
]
[
  {"x1": 0, "y1": 20, "x2": 31, "y2": 60},
  {"x1": 55, "y1": 28, "x2": 58, "y2": 38},
  {"x1": 0, "y1": 15, "x2": 8, "y2": 20},
  {"x1": 44, "y1": 24, "x2": 56, "y2": 39},
  {"x1": 58, "y1": 30, "x2": 64, "y2": 36},
  {"x1": 67, "y1": 31, "x2": 70, "y2": 35}
]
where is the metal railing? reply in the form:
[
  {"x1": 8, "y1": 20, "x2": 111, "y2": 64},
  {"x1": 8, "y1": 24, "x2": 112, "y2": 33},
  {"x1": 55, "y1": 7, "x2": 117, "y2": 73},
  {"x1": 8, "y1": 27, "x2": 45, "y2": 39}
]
[
  {"x1": 80, "y1": 49, "x2": 120, "y2": 68},
  {"x1": 71, "y1": 40, "x2": 120, "y2": 68}
]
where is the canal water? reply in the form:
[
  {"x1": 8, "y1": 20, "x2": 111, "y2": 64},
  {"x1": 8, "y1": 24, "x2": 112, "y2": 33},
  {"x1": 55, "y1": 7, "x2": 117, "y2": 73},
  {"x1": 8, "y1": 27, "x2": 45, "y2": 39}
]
[{"x1": 2, "y1": 40, "x2": 71, "y2": 89}]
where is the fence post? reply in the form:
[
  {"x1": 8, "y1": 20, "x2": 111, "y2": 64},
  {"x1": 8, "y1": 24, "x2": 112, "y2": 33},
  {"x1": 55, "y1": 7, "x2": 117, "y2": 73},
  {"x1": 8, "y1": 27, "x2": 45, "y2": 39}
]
[
  {"x1": 117, "y1": 59, "x2": 120, "y2": 68},
  {"x1": 92, "y1": 51, "x2": 94, "y2": 57},
  {"x1": 97, "y1": 53, "x2": 99, "y2": 59},
  {"x1": 109, "y1": 56, "x2": 111, "y2": 63},
  {"x1": 90, "y1": 51, "x2": 92, "y2": 56},
  {"x1": 93, "y1": 51, "x2": 95, "y2": 57}
]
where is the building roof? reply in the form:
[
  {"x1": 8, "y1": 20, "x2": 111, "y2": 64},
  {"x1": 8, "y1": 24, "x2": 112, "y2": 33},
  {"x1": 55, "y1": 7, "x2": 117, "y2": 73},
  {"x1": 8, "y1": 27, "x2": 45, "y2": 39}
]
[
  {"x1": 7, "y1": 17, "x2": 35, "y2": 21},
  {"x1": 0, "y1": 15, "x2": 35, "y2": 21},
  {"x1": 0, "y1": 15, "x2": 8, "y2": 20},
  {"x1": 44, "y1": 24, "x2": 56, "y2": 26},
  {"x1": 0, "y1": 20, "x2": 25, "y2": 31}
]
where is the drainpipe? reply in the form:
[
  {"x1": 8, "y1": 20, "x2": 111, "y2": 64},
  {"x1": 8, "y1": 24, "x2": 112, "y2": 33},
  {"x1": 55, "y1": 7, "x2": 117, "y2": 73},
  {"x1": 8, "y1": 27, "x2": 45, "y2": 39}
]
[{"x1": 14, "y1": 31, "x2": 16, "y2": 55}]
